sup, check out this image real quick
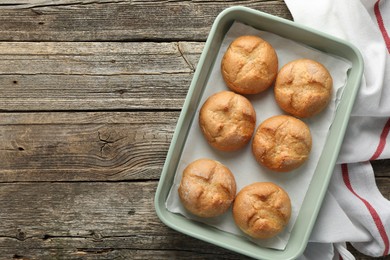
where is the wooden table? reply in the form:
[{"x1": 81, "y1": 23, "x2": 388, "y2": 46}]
[{"x1": 0, "y1": 1, "x2": 388, "y2": 259}]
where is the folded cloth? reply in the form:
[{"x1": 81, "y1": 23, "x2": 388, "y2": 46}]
[{"x1": 284, "y1": 0, "x2": 390, "y2": 259}]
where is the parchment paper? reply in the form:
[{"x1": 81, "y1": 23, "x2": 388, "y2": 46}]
[{"x1": 165, "y1": 22, "x2": 351, "y2": 250}]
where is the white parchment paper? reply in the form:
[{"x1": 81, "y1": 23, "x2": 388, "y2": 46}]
[{"x1": 165, "y1": 22, "x2": 351, "y2": 250}]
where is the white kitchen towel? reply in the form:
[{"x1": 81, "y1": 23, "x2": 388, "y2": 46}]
[{"x1": 284, "y1": 0, "x2": 390, "y2": 259}]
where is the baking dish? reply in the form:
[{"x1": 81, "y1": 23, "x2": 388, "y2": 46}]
[{"x1": 155, "y1": 6, "x2": 363, "y2": 259}]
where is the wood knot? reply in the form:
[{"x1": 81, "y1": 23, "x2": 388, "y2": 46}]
[
  {"x1": 42, "y1": 234, "x2": 51, "y2": 240},
  {"x1": 115, "y1": 89, "x2": 127, "y2": 95},
  {"x1": 90, "y1": 230, "x2": 103, "y2": 242},
  {"x1": 16, "y1": 229, "x2": 26, "y2": 241}
]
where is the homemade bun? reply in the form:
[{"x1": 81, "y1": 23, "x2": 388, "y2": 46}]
[
  {"x1": 252, "y1": 115, "x2": 312, "y2": 172},
  {"x1": 274, "y1": 58, "x2": 333, "y2": 118},
  {"x1": 178, "y1": 158, "x2": 237, "y2": 218},
  {"x1": 233, "y1": 182, "x2": 291, "y2": 239},
  {"x1": 221, "y1": 35, "x2": 278, "y2": 94},
  {"x1": 199, "y1": 91, "x2": 256, "y2": 151}
]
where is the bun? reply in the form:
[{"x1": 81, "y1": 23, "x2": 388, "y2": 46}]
[
  {"x1": 199, "y1": 91, "x2": 256, "y2": 151},
  {"x1": 274, "y1": 59, "x2": 333, "y2": 118},
  {"x1": 233, "y1": 182, "x2": 291, "y2": 239},
  {"x1": 221, "y1": 35, "x2": 278, "y2": 94},
  {"x1": 252, "y1": 115, "x2": 312, "y2": 172},
  {"x1": 178, "y1": 158, "x2": 237, "y2": 218}
]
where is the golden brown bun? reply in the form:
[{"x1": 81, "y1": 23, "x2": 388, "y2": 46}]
[
  {"x1": 199, "y1": 91, "x2": 256, "y2": 151},
  {"x1": 178, "y1": 158, "x2": 237, "y2": 218},
  {"x1": 221, "y1": 35, "x2": 278, "y2": 94},
  {"x1": 274, "y1": 59, "x2": 333, "y2": 118},
  {"x1": 233, "y1": 182, "x2": 291, "y2": 239},
  {"x1": 252, "y1": 115, "x2": 312, "y2": 172}
]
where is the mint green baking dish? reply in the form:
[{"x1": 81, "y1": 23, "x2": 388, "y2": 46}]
[{"x1": 155, "y1": 6, "x2": 363, "y2": 260}]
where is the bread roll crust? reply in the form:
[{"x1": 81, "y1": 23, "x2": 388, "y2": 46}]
[
  {"x1": 199, "y1": 91, "x2": 256, "y2": 151},
  {"x1": 274, "y1": 58, "x2": 333, "y2": 118},
  {"x1": 221, "y1": 35, "x2": 278, "y2": 94},
  {"x1": 252, "y1": 115, "x2": 312, "y2": 172},
  {"x1": 178, "y1": 158, "x2": 237, "y2": 218},
  {"x1": 233, "y1": 182, "x2": 291, "y2": 239}
]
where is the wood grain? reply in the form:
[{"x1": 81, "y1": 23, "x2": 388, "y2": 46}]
[
  {"x1": 0, "y1": 111, "x2": 178, "y2": 182},
  {"x1": 0, "y1": 0, "x2": 388, "y2": 259},
  {"x1": 0, "y1": 182, "x2": 246, "y2": 259},
  {"x1": 0, "y1": 181, "x2": 388, "y2": 260},
  {"x1": 0, "y1": 1, "x2": 292, "y2": 42},
  {"x1": 371, "y1": 159, "x2": 390, "y2": 177},
  {"x1": 0, "y1": 42, "x2": 202, "y2": 111},
  {"x1": 2, "y1": 111, "x2": 389, "y2": 183},
  {"x1": 0, "y1": 109, "x2": 379, "y2": 247}
]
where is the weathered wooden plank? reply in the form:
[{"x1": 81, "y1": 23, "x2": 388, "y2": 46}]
[
  {"x1": 0, "y1": 182, "x2": 168, "y2": 238},
  {"x1": 0, "y1": 246, "x2": 247, "y2": 260},
  {"x1": 0, "y1": 243, "x2": 375, "y2": 260},
  {"x1": 0, "y1": 0, "x2": 124, "y2": 7},
  {"x1": 377, "y1": 177, "x2": 390, "y2": 199},
  {"x1": 1, "y1": 112, "x2": 390, "y2": 182},
  {"x1": 0, "y1": 74, "x2": 191, "y2": 111},
  {"x1": 0, "y1": 1, "x2": 292, "y2": 42},
  {"x1": 0, "y1": 41, "x2": 202, "y2": 111},
  {"x1": 0, "y1": 42, "x2": 198, "y2": 75},
  {"x1": 347, "y1": 244, "x2": 387, "y2": 260},
  {"x1": 0, "y1": 111, "x2": 178, "y2": 182},
  {"x1": 371, "y1": 159, "x2": 390, "y2": 178},
  {"x1": 0, "y1": 182, "x2": 246, "y2": 259},
  {"x1": 0, "y1": 181, "x2": 387, "y2": 259}
]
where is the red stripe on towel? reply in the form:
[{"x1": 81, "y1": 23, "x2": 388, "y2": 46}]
[
  {"x1": 374, "y1": 0, "x2": 390, "y2": 53},
  {"x1": 341, "y1": 164, "x2": 390, "y2": 255},
  {"x1": 370, "y1": 118, "x2": 390, "y2": 160}
]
